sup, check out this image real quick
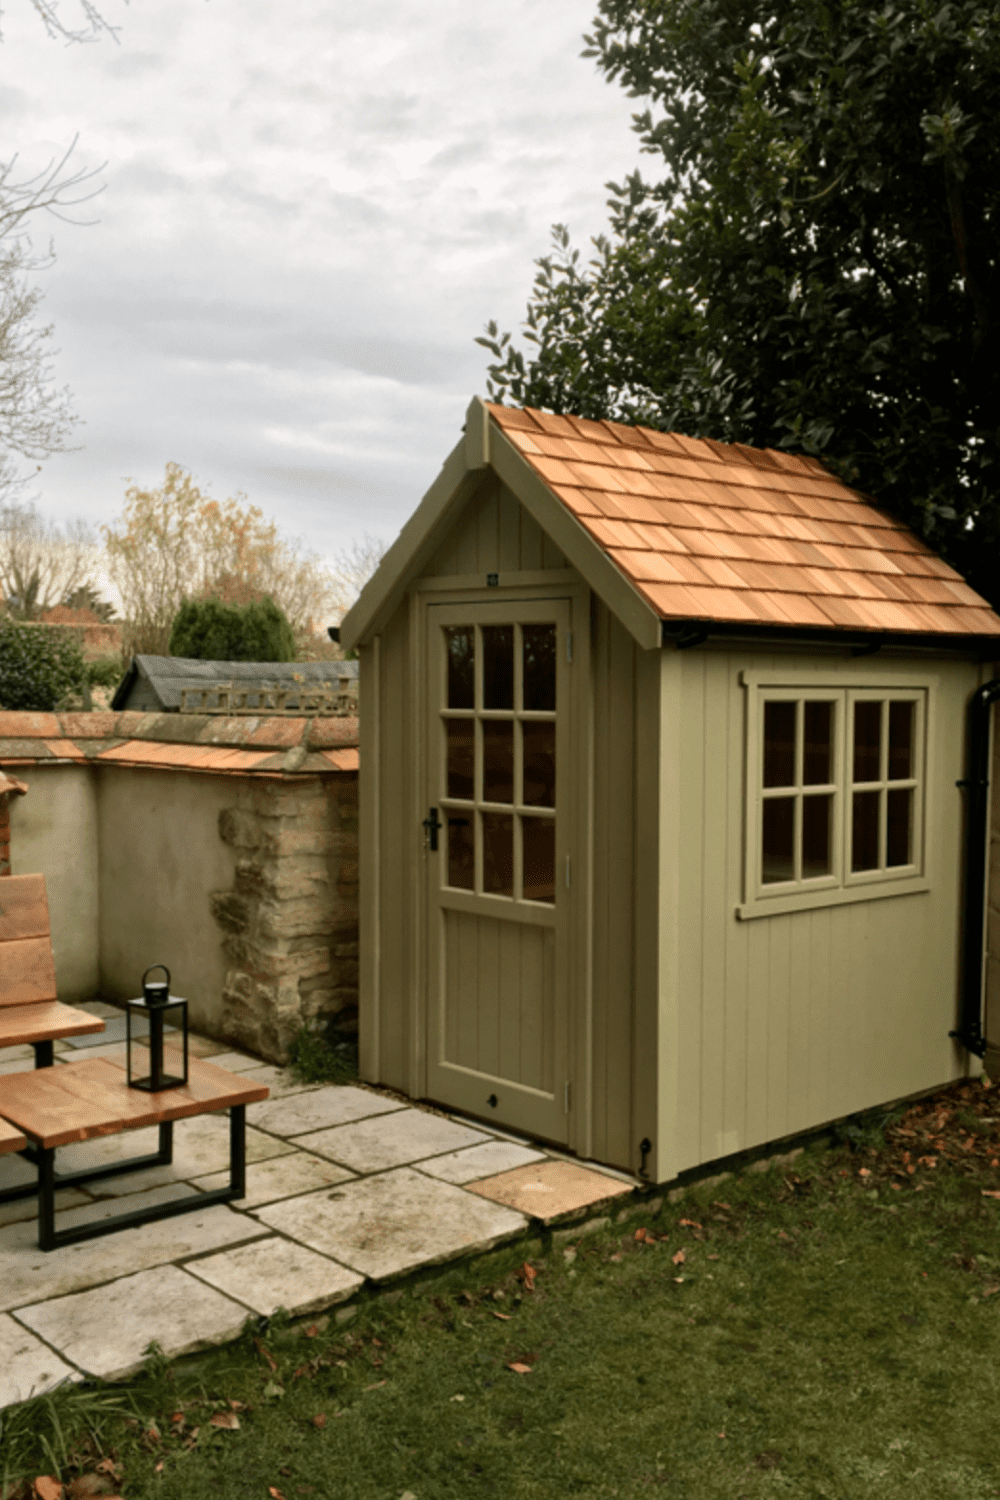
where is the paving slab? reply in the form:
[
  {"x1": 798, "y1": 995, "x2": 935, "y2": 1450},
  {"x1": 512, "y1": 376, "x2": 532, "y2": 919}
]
[
  {"x1": 203, "y1": 1050, "x2": 262, "y2": 1072},
  {"x1": 238, "y1": 1064, "x2": 320, "y2": 1099},
  {"x1": 15, "y1": 1265, "x2": 250, "y2": 1380},
  {"x1": 55, "y1": 1116, "x2": 294, "y2": 1196},
  {"x1": 0, "y1": 1311, "x2": 78, "y2": 1405},
  {"x1": 295, "y1": 1109, "x2": 490, "y2": 1174},
  {"x1": 255, "y1": 1166, "x2": 527, "y2": 1281},
  {"x1": 185, "y1": 1235, "x2": 363, "y2": 1316},
  {"x1": 466, "y1": 1158, "x2": 633, "y2": 1223},
  {"x1": 417, "y1": 1139, "x2": 547, "y2": 1185},
  {"x1": 0, "y1": 1188, "x2": 269, "y2": 1313},
  {"x1": 192, "y1": 1150, "x2": 355, "y2": 1208},
  {"x1": 0, "y1": 1043, "x2": 36, "y2": 1062},
  {"x1": 248, "y1": 1084, "x2": 406, "y2": 1137}
]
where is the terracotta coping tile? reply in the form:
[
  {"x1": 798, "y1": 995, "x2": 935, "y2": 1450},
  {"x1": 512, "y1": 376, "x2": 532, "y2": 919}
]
[
  {"x1": 44, "y1": 739, "x2": 86, "y2": 760},
  {"x1": 322, "y1": 748, "x2": 360, "y2": 771},
  {"x1": 57, "y1": 712, "x2": 119, "y2": 738},
  {"x1": 0, "y1": 712, "x2": 61, "y2": 739},
  {"x1": 307, "y1": 717, "x2": 359, "y2": 748}
]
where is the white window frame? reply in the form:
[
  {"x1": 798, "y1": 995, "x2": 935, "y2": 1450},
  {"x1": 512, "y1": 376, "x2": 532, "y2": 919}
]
[{"x1": 739, "y1": 669, "x2": 935, "y2": 921}]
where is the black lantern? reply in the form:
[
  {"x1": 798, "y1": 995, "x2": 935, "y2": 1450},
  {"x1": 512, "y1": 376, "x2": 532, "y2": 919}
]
[{"x1": 126, "y1": 964, "x2": 189, "y2": 1091}]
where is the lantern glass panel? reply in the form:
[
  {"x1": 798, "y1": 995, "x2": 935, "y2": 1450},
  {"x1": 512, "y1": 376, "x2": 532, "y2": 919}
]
[{"x1": 126, "y1": 994, "x2": 189, "y2": 1091}]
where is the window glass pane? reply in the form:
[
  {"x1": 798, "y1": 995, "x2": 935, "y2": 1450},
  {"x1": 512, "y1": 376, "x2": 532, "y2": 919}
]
[
  {"x1": 482, "y1": 812, "x2": 513, "y2": 897},
  {"x1": 446, "y1": 718, "x2": 474, "y2": 800},
  {"x1": 851, "y1": 789, "x2": 880, "y2": 871},
  {"x1": 763, "y1": 701, "x2": 796, "y2": 788},
  {"x1": 887, "y1": 787, "x2": 913, "y2": 867},
  {"x1": 888, "y1": 702, "x2": 914, "y2": 781},
  {"x1": 762, "y1": 797, "x2": 795, "y2": 883},
  {"x1": 853, "y1": 702, "x2": 882, "y2": 783},
  {"x1": 522, "y1": 623, "x2": 556, "y2": 712},
  {"x1": 446, "y1": 816, "x2": 474, "y2": 890},
  {"x1": 803, "y1": 701, "x2": 833, "y2": 785},
  {"x1": 482, "y1": 625, "x2": 514, "y2": 710},
  {"x1": 445, "y1": 627, "x2": 474, "y2": 709},
  {"x1": 802, "y1": 794, "x2": 833, "y2": 878},
  {"x1": 482, "y1": 721, "x2": 514, "y2": 804},
  {"x1": 522, "y1": 816, "x2": 555, "y2": 903},
  {"x1": 522, "y1": 721, "x2": 556, "y2": 807}
]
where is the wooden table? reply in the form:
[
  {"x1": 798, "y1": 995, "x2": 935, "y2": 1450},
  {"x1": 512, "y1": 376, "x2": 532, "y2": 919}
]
[{"x1": 0, "y1": 1055, "x2": 269, "y2": 1250}]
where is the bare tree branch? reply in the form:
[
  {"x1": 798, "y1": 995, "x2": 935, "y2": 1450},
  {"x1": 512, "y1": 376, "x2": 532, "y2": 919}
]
[{"x1": 1, "y1": 0, "x2": 124, "y2": 45}]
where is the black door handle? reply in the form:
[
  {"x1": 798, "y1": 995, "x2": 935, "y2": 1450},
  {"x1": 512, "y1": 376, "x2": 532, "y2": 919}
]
[{"x1": 423, "y1": 807, "x2": 443, "y2": 851}]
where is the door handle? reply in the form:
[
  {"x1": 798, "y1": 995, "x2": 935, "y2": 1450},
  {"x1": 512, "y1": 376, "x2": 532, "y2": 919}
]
[{"x1": 423, "y1": 807, "x2": 443, "y2": 851}]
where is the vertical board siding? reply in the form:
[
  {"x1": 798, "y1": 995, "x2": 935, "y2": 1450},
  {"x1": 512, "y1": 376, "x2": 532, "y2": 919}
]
[
  {"x1": 590, "y1": 601, "x2": 637, "y2": 1168},
  {"x1": 424, "y1": 477, "x2": 569, "y2": 576},
  {"x1": 672, "y1": 648, "x2": 978, "y2": 1173},
  {"x1": 375, "y1": 597, "x2": 412, "y2": 1092}
]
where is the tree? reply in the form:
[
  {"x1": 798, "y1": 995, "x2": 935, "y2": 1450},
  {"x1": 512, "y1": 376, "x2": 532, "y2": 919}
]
[
  {"x1": 0, "y1": 496, "x2": 95, "y2": 617},
  {"x1": 479, "y1": 1, "x2": 1000, "y2": 606},
  {"x1": 0, "y1": 614, "x2": 85, "y2": 709},
  {"x1": 102, "y1": 463, "x2": 341, "y2": 657},
  {"x1": 168, "y1": 596, "x2": 297, "y2": 663},
  {"x1": 329, "y1": 533, "x2": 387, "y2": 619}
]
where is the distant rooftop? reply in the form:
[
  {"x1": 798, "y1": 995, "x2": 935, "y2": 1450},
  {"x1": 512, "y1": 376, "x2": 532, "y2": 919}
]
[{"x1": 111, "y1": 655, "x2": 358, "y2": 714}]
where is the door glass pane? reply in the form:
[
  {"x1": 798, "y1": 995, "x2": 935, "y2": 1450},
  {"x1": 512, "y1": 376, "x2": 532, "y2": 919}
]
[
  {"x1": 762, "y1": 797, "x2": 794, "y2": 883},
  {"x1": 482, "y1": 812, "x2": 513, "y2": 897},
  {"x1": 853, "y1": 702, "x2": 882, "y2": 783},
  {"x1": 482, "y1": 625, "x2": 514, "y2": 710},
  {"x1": 522, "y1": 623, "x2": 556, "y2": 712},
  {"x1": 851, "y1": 789, "x2": 880, "y2": 871},
  {"x1": 445, "y1": 627, "x2": 474, "y2": 710},
  {"x1": 446, "y1": 719, "x2": 474, "y2": 800},
  {"x1": 888, "y1": 702, "x2": 914, "y2": 780},
  {"x1": 482, "y1": 721, "x2": 514, "y2": 804},
  {"x1": 522, "y1": 816, "x2": 555, "y2": 903},
  {"x1": 522, "y1": 721, "x2": 556, "y2": 807},
  {"x1": 763, "y1": 702, "x2": 796, "y2": 788},
  {"x1": 887, "y1": 787, "x2": 913, "y2": 866},
  {"x1": 802, "y1": 794, "x2": 832, "y2": 878},
  {"x1": 446, "y1": 816, "x2": 474, "y2": 890},
  {"x1": 803, "y1": 701, "x2": 833, "y2": 785}
]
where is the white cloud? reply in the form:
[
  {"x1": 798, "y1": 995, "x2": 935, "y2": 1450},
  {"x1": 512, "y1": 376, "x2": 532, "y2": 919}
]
[{"x1": 4, "y1": 0, "x2": 640, "y2": 555}]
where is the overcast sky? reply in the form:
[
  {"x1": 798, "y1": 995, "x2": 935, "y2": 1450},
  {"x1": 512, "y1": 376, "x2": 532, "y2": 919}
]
[{"x1": 2, "y1": 0, "x2": 639, "y2": 570}]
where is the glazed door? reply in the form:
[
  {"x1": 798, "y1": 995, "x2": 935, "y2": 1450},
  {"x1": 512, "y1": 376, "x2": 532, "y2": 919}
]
[{"x1": 424, "y1": 598, "x2": 573, "y2": 1142}]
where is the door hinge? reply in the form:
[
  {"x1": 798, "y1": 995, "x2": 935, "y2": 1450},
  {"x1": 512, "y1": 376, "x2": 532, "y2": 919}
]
[
  {"x1": 564, "y1": 1081, "x2": 571, "y2": 1113},
  {"x1": 565, "y1": 854, "x2": 571, "y2": 889},
  {"x1": 566, "y1": 631, "x2": 573, "y2": 663}
]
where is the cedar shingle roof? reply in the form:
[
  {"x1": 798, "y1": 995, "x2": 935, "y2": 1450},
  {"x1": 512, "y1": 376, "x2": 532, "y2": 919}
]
[{"x1": 487, "y1": 403, "x2": 1000, "y2": 638}]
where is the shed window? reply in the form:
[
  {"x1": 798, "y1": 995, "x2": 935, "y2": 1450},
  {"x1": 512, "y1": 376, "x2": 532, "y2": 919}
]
[{"x1": 746, "y1": 683, "x2": 927, "y2": 917}]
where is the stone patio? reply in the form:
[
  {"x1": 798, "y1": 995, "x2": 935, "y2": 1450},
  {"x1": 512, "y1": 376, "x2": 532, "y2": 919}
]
[{"x1": 0, "y1": 1001, "x2": 636, "y2": 1407}]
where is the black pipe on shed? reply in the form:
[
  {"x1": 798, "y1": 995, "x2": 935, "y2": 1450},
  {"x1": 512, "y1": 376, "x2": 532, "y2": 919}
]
[{"x1": 954, "y1": 679, "x2": 1000, "y2": 1059}]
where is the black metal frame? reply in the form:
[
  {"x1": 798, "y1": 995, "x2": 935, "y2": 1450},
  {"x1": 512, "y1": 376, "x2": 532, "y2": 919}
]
[{"x1": 0, "y1": 1106, "x2": 247, "y2": 1252}]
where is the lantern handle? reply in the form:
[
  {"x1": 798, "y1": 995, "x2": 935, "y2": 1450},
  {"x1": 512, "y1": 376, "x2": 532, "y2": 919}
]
[{"x1": 142, "y1": 963, "x2": 171, "y2": 1000}]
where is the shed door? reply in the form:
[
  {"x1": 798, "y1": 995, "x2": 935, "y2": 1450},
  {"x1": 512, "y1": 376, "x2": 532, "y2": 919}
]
[{"x1": 425, "y1": 598, "x2": 573, "y2": 1143}]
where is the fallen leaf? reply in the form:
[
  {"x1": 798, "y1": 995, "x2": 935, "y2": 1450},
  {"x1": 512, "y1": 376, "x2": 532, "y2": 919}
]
[
  {"x1": 312, "y1": 1414, "x2": 327, "y2": 1429},
  {"x1": 671, "y1": 1249, "x2": 686, "y2": 1266},
  {"x1": 508, "y1": 1362, "x2": 533, "y2": 1375},
  {"x1": 304, "y1": 1324, "x2": 320, "y2": 1339},
  {"x1": 154, "y1": 1464, "x2": 164, "y2": 1476},
  {"x1": 517, "y1": 1263, "x2": 537, "y2": 1292},
  {"x1": 268, "y1": 1489, "x2": 287, "y2": 1500},
  {"x1": 982, "y1": 1190, "x2": 1000, "y2": 1200},
  {"x1": 634, "y1": 1227, "x2": 658, "y2": 1245},
  {"x1": 707, "y1": 1254, "x2": 720, "y2": 1261},
  {"x1": 777, "y1": 1230, "x2": 791, "y2": 1241},
  {"x1": 34, "y1": 1480, "x2": 63, "y2": 1500},
  {"x1": 858, "y1": 1168, "x2": 871, "y2": 1178},
  {"x1": 491, "y1": 1310, "x2": 512, "y2": 1321},
  {"x1": 678, "y1": 1218, "x2": 703, "y2": 1230},
  {"x1": 209, "y1": 1411, "x2": 240, "y2": 1430},
  {"x1": 608, "y1": 1252, "x2": 622, "y2": 1263},
  {"x1": 983, "y1": 1285, "x2": 1000, "y2": 1298},
  {"x1": 364, "y1": 1380, "x2": 387, "y2": 1392},
  {"x1": 673, "y1": 1276, "x2": 685, "y2": 1284},
  {"x1": 170, "y1": 1411, "x2": 185, "y2": 1426},
  {"x1": 255, "y1": 1338, "x2": 279, "y2": 1373},
  {"x1": 449, "y1": 1394, "x2": 465, "y2": 1402}
]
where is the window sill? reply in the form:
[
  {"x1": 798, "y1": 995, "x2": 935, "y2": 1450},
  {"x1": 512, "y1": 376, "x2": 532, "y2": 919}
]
[{"x1": 736, "y1": 875, "x2": 930, "y2": 921}]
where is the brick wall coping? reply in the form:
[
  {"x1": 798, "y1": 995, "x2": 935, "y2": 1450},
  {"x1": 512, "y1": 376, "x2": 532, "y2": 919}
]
[{"x1": 0, "y1": 710, "x2": 358, "y2": 779}]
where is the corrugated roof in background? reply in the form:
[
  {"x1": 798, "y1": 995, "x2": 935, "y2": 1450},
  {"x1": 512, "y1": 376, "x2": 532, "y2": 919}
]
[{"x1": 488, "y1": 404, "x2": 1000, "y2": 637}]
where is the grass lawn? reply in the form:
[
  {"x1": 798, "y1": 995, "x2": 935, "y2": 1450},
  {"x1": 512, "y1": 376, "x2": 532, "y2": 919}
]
[{"x1": 3, "y1": 1079, "x2": 1000, "y2": 1500}]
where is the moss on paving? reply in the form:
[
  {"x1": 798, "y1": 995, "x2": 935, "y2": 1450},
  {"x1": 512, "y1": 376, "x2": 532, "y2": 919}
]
[{"x1": 3, "y1": 1080, "x2": 1000, "y2": 1499}]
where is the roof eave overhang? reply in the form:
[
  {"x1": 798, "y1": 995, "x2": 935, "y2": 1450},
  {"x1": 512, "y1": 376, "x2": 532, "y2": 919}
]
[
  {"x1": 340, "y1": 397, "x2": 661, "y2": 652},
  {"x1": 661, "y1": 618, "x2": 1000, "y2": 658}
]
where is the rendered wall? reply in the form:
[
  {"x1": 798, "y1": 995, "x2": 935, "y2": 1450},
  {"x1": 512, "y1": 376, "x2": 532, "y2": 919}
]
[{"x1": 7, "y1": 764, "x2": 100, "y2": 1001}]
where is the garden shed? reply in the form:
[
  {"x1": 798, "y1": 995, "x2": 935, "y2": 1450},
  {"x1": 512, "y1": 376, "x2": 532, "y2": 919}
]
[{"x1": 340, "y1": 396, "x2": 1000, "y2": 1184}]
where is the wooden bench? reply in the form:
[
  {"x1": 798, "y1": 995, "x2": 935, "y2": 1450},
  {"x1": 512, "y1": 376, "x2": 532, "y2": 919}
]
[
  {"x1": 0, "y1": 1116, "x2": 27, "y2": 1155},
  {"x1": 0, "y1": 874, "x2": 106, "y2": 1065},
  {"x1": 0, "y1": 1055, "x2": 269, "y2": 1250}
]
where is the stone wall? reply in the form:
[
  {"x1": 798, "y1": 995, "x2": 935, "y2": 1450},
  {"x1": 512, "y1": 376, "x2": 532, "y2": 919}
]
[{"x1": 211, "y1": 774, "x2": 359, "y2": 1059}]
